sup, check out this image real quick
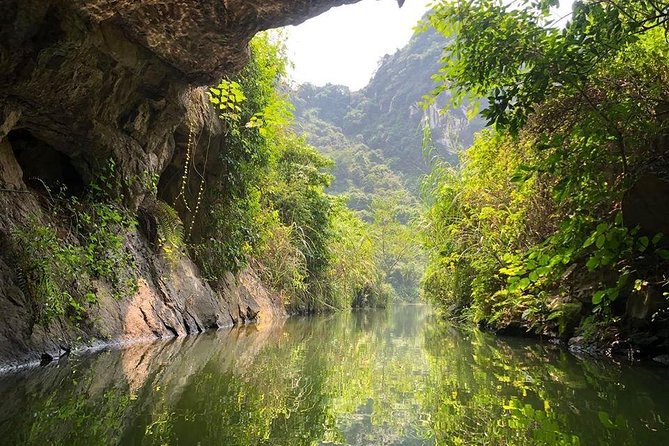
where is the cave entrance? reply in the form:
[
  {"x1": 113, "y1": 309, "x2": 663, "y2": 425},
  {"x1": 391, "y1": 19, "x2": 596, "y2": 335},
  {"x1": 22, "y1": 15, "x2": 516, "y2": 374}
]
[{"x1": 7, "y1": 129, "x2": 84, "y2": 196}]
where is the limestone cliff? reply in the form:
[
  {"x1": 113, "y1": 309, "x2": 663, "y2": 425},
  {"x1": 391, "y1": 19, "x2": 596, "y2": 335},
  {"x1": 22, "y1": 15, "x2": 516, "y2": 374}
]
[{"x1": 0, "y1": 0, "x2": 362, "y2": 369}]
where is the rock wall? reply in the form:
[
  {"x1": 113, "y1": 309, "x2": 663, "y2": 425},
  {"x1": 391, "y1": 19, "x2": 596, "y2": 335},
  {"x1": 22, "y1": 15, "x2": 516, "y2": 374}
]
[{"x1": 0, "y1": 0, "x2": 362, "y2": 368}]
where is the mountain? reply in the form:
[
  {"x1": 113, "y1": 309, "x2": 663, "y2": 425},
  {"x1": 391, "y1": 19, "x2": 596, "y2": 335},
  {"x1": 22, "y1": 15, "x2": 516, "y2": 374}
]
[
  {"x1": 290, "y1": 27, "x2": 486, "y2": 187},
  {"x1": 287, "y1": 26, "x2": 486, "y2": 303}
]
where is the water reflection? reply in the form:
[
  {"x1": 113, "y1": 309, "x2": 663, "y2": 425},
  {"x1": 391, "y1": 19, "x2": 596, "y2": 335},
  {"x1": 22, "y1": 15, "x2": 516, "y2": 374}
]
[{"x1": 0, "y1": 305, "x2": 667, "y2": 445}]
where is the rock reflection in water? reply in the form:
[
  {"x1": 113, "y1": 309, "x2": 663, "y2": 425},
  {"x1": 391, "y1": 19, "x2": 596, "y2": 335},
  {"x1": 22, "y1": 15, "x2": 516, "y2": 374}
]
[{"x1": 0, "y1": 305, "x2": 668, "y2": 445}]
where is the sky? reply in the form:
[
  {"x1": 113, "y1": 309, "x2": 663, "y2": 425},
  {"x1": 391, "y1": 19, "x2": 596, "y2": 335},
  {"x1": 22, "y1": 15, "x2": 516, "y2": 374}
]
[
  {"x1": 285, "y1": 0, "x2": 433, "y2": 91},
  {"x1": 285, "y1": 0, "x2": 576, "y2": 91}
]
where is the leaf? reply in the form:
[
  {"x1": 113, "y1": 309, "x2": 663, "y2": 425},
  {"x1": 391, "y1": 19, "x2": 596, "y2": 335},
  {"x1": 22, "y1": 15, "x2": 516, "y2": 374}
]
[
  {"x1": 614, "y1": 212, "x2": 623, "y2": 225},
  {"x1": 547, "y1": 310, "x2": 562, "y2": 321},
  {"x1": 600, "y1": 252, "x2": 614, "y2": 266},
  {"x1": 583, "y1": 233, "x2": 597, "y2": 248},
  {"x1": 586, "y1": 256, "x2": 599, "y2": 270},
  {"x1": 598, "y1": 411, "x2": 617, "y2": 429},
  {"x1": 595, "y1": 234, "x2": 606, "y2": 249},
  {"x1": 529, "y1": 270, "x2": 539, "y2": 282},
  {"x1": 652, "y1": 233, "x2": 664, "y2": 246},
  {"x1": 510, "y1": 171, "x2": 527, "y2": 183},
  {"x1": 651, "y1": 232, "x2": 664, "y2": 246},
  {"x1": 592, "y1": 290, "x2": 606, "y2": 305},
  {"x1": 657, "y1": 249, "x2": 669, "y2": 260},
  {"x1": 518, "y1": 277, "x2": 531, "y2": 290},
  {"x1": 535, "y1": 266, "x2": 549, "y2": 277},
  {"x1": 607, "y1": 287, "x2": 619, "y2": 301},
  {"x1": 638, "y1": 236, "x2": 649, "y2": 252}
]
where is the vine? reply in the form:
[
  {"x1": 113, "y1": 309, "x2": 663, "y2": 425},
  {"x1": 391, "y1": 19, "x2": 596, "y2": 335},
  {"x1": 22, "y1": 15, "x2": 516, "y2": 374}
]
[{"x1": 176, "y1": 117, "x2": 194, "y2": 215}]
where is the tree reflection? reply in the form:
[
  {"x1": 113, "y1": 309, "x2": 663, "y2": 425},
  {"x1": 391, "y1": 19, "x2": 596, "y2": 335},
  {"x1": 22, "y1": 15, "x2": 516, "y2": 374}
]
[
  {"x1": 0, "y1": 306, "x2": 667, "y2": 445},
  {"x1": 420, "y1": 317, "x2": 669, "y2": 445}
]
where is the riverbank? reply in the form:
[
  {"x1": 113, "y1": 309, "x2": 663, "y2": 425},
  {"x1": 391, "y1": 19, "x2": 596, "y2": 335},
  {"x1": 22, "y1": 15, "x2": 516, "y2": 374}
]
[
  {"x1": 0, "y1": 232, "x2": 287, "y2": 370},
  {"x1": 479, "y1": 319, "x2": 669, "y2": 367}
]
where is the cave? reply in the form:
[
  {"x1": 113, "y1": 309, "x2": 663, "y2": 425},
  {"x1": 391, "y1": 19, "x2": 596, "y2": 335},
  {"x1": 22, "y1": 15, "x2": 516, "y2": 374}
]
[
  {"x1": 7, "y1": 129, "x2": 84, "y2": 196},
  {"x1": 156, "y1": 163, "x2": 182, "y2": 207}
]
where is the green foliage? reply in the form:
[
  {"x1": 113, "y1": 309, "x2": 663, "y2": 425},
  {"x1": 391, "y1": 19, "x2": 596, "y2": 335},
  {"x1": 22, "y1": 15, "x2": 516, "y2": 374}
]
[
  {"x1": 369, "y1": 192, "x2": 425, "y2": 302},
  {"x1": 422, "y1": 4, "x2": 669, "y2": 339},
  {"x1": 425, "y1": 0, "x2": 669, "y2": 133},
  {"x1": 255, "y1": 221, "x2": 307, "y2": 302},
  {"x1": 271, "y1": 135, "x2": 334, "y2": 279},
  {"x1": 194, "y1": 32, "x2": 292, "y2": 279},
  {"x1": 260, "y1": 134, "x2": 337, "y2": 311},
  {"x1": 9, "y1": 161, "x2": 138, "y2": 322},
  {"x1": 144, "y1": 199, "x2": 185, "y2": 265},
  {"x1": 71, "y1": 161, "x2": 138, "y2": 299},
  {"x1": 328, "y1": 204, "x2": 391, "y2": 309},
  {"x1": 71, "y1": 199, "x2": 137, "y2": 298},
  {"x1": 257, "y1": 133, "x2": 390, "y2": 312},
  {"x1": 12, "y1": 220, "x2": 88, "y2": 322}
]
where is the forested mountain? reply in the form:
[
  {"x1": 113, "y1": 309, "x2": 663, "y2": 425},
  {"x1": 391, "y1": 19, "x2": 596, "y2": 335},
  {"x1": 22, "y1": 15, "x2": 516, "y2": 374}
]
[
  {"x1": 293, "y1": 109, "x2": 410, "y2": 215},
  {"x1": 291, "y1": 27, "x2": 485, "y2": 187},
  {"x1": 286, "y1": 28, "x2": 476, "y2": 303}
]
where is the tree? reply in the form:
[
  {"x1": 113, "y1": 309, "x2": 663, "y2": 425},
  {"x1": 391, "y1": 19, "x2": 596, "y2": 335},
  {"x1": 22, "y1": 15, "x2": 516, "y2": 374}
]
[{"x1": 425, "y1": 0, "x2": 669, "y2": 133}]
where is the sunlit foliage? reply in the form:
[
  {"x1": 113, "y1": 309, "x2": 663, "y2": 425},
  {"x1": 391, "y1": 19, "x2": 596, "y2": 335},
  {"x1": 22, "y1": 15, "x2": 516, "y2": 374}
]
[
  {"x1": 193, "y1": 32, "x2": 392, "y2": 312},
  {"x1": 422, "y1": 1, "x2": 669, "y2": 341}
]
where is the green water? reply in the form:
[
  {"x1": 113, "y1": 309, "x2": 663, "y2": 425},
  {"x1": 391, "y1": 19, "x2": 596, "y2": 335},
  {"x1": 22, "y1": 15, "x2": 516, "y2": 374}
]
[{"x1": 0, "y1": 305, "x2": 667, "y2": 445}]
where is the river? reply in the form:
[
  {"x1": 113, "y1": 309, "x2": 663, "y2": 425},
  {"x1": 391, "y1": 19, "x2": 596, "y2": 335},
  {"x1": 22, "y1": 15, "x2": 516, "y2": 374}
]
[{"x1": 0, "y1": 305, "x2": 667, "y2": 445}]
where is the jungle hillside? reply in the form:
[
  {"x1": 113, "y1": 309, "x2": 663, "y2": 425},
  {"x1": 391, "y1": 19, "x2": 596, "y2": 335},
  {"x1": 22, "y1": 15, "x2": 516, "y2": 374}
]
[{"x1": 421, "y1": 0, "x2": 669, "y2": 361}]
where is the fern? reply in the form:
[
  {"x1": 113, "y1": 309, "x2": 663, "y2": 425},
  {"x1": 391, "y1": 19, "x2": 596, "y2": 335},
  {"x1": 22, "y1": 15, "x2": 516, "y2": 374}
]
[{"x1": 148, "y1": 199, "x2": 185, "y2": 264}]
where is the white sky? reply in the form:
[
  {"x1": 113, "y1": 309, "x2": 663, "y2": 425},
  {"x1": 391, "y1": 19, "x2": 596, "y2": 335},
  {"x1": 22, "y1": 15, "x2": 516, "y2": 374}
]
[
  {"x1": 285, "y1": 0, "x2": 433, "y2": 91},
  {"x1": 285, "y1": 0, "x2": 575, "y2": 91}
]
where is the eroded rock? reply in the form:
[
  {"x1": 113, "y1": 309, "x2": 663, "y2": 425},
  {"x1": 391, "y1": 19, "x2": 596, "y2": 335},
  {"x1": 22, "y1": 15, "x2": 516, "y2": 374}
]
[{"x1": 0, "y1": 0, "x2": 363, "y2": 368}]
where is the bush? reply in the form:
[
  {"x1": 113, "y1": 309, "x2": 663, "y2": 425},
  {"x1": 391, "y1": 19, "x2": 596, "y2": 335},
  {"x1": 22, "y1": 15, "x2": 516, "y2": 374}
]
[{"x1": 422, "y1": 23, "x2": 669, "y2": 337}]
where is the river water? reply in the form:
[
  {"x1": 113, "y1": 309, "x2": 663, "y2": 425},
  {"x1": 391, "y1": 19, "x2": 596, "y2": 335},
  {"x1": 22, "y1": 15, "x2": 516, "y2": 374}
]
[{"x1": 0, "y1": 305, "x2": 668, "y2": 445}]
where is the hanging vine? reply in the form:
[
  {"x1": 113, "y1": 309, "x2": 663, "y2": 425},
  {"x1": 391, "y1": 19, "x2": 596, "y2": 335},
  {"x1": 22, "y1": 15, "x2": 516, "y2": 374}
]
[
  {"x1": 175, "y1": 116, "x2": 194, "y2": 215},
  {"x1": 187, "y1": 129, "x2": 211, "y2": 238}
]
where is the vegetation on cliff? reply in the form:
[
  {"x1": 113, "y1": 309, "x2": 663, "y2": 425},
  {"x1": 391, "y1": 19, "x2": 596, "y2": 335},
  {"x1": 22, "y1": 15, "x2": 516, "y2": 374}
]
[
  {"x1": 4, "y1": 32, "x2": 395, "y2": 324},
  {"x1": 421, "y1": 0, "x2": 669, "y2": 355},
  {"x1": 7, "y1": 162, "x2": 139, "y2": 322},
  {"x1": 189, "y1": 33, "x2": 394, "y2": 312}
]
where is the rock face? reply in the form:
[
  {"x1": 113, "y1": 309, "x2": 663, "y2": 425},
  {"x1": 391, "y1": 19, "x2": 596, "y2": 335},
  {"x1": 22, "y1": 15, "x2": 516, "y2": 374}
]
[
  {"x1": 1, "y1": 0, "x2": 361, "y2": 208},
  {"x1": 0, "y1": 0, "x2": 362, "y2": 369}
]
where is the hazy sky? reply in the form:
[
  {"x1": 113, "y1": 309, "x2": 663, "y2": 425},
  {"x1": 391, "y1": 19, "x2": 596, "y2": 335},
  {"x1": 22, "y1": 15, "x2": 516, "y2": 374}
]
[
  {"x1": 286, "y1": 0, "x2": 433, "y2": 91},
  {"x1": 285, "y1": 0, "x2": 575, "y2": 91}
]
